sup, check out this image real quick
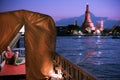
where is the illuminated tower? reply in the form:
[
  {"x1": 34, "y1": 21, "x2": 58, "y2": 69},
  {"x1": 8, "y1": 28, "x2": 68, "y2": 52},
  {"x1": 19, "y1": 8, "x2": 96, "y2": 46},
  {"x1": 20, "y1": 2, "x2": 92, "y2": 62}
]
[
  {"x1": 74, "y1": 20, "x2": 77, "y2": 26},
  {"x1": 100, "y1": 20, "x2": 104, "y2": 31},
  {"x1": 81, "y1": 4, "x2": 95, "y2": 33}
]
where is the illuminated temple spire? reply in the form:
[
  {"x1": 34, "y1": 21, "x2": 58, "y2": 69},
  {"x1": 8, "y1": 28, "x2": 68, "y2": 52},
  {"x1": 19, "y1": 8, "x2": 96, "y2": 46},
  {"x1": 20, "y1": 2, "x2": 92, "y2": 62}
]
[{"x1": 81, "y1": 3, "x2": 95, "y2": 33}]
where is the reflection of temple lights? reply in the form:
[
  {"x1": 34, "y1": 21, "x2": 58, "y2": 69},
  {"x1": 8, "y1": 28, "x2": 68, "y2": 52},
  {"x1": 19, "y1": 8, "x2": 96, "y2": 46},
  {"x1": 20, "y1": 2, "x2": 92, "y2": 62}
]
[
  {"x1": 96, "y1": 39, "x2": 102, "y2": 45},
  {"x1": 97, "y1": 39, "x2": 101, "y2": 42},
  {"x1": 94, "y1": 61, "x2": 103, "y2": 65},
  {"x1": 96, "y1": 51, "x2": 102, "y2": 57},
  {"x1": 79, "y1": 53, "x2": 82, "y2": 55},
  {"x1": 78, "y1": 35, "x2": 81, "y2": 38},
  {"x1": 97, "y1": 35, "x2": 101, "y2": 38},
  {"x1": 98, "y1": 51, "x2": 102, "y2": 54},
  {"x1": 88, "y1": 52, "x2": 96, "y2": 55}
]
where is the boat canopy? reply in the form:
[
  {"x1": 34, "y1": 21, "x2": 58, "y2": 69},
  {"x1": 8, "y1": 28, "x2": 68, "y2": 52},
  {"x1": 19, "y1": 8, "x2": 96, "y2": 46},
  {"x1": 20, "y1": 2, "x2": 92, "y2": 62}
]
[{"x1": 0, "y1": 10, "x2": 56, "y2": 79}]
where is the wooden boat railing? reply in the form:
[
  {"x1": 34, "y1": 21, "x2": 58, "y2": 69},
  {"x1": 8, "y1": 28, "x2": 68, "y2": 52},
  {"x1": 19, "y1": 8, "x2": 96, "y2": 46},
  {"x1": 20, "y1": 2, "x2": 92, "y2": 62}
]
[{"x1": 53, "y1": 53, "x2": 97, "y2": 80}]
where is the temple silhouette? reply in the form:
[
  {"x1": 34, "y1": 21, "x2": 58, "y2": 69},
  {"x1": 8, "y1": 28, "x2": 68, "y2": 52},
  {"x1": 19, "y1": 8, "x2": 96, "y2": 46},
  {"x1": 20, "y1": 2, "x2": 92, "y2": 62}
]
[
  {"x1": 81, "y1": 4, "x2": 95, "y2": 33},
  {"x1": 80, "y1": 4, "x2": 104, "y2": 35},
  {"x1": 56, "y1": 4, "x2": 104, "y2": 36}
]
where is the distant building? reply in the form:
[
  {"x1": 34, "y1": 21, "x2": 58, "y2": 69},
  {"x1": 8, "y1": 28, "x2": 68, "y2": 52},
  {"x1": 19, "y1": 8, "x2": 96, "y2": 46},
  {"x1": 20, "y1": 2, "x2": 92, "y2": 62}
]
[
  {"x1": 81, "y1": 4, "x2": 104, "y2": 35},
  {"x1": 74, "y1": 20, "x2": 78, "y2": 26},
  {"x1": 56, "y1": 4, "x2": 105, "y2": 36},
  {"x1": 100, "y1": 20, "x2": 104, "y2": 31},
  {"x1": 94, "y1": 20, "x2": 104, "y2": 35},
  {"x1": 56, "y1": 26, "x2": 68, "y2": 35},
  {"x1": 81, "y1": 4, "x2": 95, "y2": 33}
]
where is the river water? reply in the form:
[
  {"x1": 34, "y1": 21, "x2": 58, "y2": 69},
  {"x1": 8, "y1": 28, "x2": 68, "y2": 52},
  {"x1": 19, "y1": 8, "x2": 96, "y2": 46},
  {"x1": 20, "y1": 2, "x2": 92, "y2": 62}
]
[
  {"x1": 56, "y1": 36, "x2": 120, "y2": 80},
  {"x1": 19, "y1": 36, "x2": 120, "y2": 80}
]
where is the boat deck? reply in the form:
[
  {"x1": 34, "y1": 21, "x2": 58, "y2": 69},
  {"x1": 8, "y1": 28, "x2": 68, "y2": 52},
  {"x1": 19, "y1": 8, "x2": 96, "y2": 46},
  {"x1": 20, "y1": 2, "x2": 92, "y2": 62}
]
[{"x1": 0, "y1": 64, "x2": 26, "y2": 80}]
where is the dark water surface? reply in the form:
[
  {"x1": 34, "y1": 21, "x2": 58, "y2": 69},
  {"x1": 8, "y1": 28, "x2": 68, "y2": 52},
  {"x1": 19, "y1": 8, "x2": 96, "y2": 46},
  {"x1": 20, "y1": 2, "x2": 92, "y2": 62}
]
[
  {"x1": 19, "y1": 36, "x2": 120, "y2": 80},
  {"x1": 56, "y1": 36, "x2": 120, "y2": 80}
]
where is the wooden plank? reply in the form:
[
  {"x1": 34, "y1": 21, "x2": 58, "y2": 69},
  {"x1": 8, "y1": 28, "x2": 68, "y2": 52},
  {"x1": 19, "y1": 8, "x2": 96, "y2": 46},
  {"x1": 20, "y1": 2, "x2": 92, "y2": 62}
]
[{"x1": 0, "y1": 64, "x2": 25, "y2": 76}]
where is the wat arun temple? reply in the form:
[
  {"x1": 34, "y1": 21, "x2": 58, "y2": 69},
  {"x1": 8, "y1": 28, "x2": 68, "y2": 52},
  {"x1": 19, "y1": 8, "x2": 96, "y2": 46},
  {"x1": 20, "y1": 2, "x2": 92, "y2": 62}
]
[
  {"x1": 80, "y1": 4, "x2": 104, "y2": 35},
  {"x1": 56, "y1": 4, "x2": 105, "y2": 36}
]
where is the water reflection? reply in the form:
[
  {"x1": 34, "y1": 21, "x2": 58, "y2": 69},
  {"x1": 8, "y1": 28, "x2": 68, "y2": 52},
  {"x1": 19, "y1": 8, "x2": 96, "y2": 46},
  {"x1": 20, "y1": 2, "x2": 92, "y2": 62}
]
[
  {"x1": 77, "y1": 36, "x2": 104, "y2": 64},
  {"x1": 56, "y1": 36, "x2": 120, "y2": 80},
  {"x1": 85, "y1": 36, "x2": 104, "y2": 65},
  {"x1": 86, "y1": 51, "x2": 103, "y2": 65}
]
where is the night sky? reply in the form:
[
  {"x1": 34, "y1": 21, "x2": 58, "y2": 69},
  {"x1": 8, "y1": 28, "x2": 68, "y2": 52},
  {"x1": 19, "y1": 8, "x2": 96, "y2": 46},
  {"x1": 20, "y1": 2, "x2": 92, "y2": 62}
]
[{"x1": 0, "y1": 0, "x2": 120, "y2": 21}]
